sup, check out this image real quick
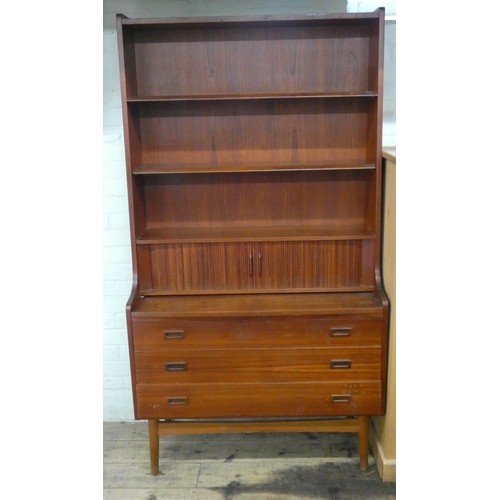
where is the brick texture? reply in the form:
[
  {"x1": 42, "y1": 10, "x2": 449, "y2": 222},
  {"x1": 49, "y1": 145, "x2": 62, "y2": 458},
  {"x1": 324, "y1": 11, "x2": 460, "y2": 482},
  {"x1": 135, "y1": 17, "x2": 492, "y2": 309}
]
[{"x1": 103, "y1": 31, "x2": 134, "y2": 420}]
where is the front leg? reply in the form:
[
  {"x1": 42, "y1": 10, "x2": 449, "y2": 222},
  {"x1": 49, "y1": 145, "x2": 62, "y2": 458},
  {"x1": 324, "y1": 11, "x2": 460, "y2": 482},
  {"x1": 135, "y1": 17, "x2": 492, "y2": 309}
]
[
  {"x1": 148, "y1": 419, "x2": 160, "y2": 475},
  {"x1": 358, "y1": 416, "x2": 370, "y2": 471}
]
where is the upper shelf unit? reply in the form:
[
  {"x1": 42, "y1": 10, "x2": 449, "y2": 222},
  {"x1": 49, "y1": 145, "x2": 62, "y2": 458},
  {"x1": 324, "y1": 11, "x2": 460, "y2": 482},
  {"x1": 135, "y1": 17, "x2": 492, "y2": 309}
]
[{"x1": 118, "y1": 12, "x2": 384, "y2": 100}]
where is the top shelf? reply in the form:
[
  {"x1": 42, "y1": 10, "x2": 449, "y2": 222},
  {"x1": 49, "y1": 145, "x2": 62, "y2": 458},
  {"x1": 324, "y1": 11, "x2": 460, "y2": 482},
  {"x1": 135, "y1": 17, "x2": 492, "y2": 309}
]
[
  {"x1": 120, "y1": 11, "x2": 384, "y2": 27},
  {"x1": 118, "y1": 12, "x2": 384, "y2": 100}
]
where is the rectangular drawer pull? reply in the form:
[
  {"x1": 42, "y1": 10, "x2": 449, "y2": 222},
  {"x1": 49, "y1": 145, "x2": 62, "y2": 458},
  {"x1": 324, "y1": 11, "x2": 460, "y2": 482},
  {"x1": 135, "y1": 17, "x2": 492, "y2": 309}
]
[
  {"x1": 331, "y1": 394, "x2": 351, "y2": 403},
  {"x1": 330, "y1": 359, "x2": 352, "y2": 369},
  {"x1": 330, "y1": 327, "x2": 352, "y2": 337},
  {"x1": 167, "y1": 396, "x2": 188, "y2": 405},
  {"x1": 164, "y1": 330, "x2": 185, "y2": 339},
  {"x1": 165, "y1": 362, "x2": 187, "y2": 371}
]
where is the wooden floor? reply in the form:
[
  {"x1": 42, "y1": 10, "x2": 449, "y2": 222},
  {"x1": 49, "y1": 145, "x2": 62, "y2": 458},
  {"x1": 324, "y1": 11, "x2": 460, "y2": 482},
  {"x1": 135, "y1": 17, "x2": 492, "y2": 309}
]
[{"x1": 104, "y1": 421, "x2": 396, "y2": 499}]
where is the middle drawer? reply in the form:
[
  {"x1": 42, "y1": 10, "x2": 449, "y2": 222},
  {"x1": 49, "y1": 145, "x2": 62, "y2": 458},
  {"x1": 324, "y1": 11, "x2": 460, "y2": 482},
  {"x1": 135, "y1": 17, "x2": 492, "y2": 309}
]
[{"x1": 134, "y1": 347, "x2": 382, "y2": 384}]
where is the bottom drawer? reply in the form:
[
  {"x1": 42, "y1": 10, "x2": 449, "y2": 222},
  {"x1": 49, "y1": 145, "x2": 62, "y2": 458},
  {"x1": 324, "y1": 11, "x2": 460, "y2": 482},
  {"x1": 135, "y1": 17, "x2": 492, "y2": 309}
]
[{"x1": 136, "y1": 381, "x2": 382, "y2": 419}]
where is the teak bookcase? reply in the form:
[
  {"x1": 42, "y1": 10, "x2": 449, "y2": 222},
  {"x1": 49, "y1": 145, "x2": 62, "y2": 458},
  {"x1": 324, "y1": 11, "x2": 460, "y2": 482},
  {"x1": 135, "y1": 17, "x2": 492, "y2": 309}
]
[{"x1": 117, "y1": 9, "x2": 388, "y2": 475}]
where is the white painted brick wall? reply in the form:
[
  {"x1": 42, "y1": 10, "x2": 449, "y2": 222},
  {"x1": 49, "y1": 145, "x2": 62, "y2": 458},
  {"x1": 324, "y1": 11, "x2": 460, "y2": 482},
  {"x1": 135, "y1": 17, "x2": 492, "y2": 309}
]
[
  {"x1": 348, "y1": 1, "x2": 396, "y2": 146},
  {"x1": 103, "y1": 29, "x2": 134, "y2": 420},
  {"x1": 103, "y1": 1, "x2": 396, "y2": 421}
]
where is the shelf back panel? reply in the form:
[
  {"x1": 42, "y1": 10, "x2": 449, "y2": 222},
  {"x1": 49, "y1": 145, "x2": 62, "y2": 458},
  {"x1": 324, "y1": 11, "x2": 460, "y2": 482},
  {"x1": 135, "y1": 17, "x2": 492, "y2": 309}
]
[
  {"x1": 141, "y1": 170, "x2": 371, "y2": 231},
  {"x1": 134, "y1": 98, "x2": 375, "y2": 167},
  {"x1": 127, "y1": 22, "x2": 379, "y2": 97}
]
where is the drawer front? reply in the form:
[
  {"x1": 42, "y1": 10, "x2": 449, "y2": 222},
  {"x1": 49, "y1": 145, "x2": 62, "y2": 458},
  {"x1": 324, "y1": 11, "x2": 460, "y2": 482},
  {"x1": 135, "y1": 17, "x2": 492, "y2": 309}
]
[
  {"x1": 133, "y1": 316, "x2": 383, "y2": 350},
  {"x1": 135, "y1": 347, "x2": 381, "y2": 384},
  {"x1": 136, "y1": 381, "x2": 382, "y2": 419}
]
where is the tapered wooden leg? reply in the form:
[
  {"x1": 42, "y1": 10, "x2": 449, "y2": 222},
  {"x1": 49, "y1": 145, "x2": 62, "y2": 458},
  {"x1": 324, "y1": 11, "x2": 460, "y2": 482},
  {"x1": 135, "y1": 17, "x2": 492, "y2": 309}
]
[
  {"x1": 358, "y1": 416, "x2": 370, "y2": 471},
  {"x1": 148, "y1": 419, "x2": 160, "y2": 475}
]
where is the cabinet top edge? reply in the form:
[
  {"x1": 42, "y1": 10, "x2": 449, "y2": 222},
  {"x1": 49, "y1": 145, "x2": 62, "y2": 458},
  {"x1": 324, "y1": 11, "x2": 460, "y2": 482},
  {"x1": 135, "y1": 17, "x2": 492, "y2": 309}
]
[
  {"x1": 129, "y1": 292, "x2": 384, "y2": 317},
  {"x1": 382, "y1": 147, "x2": 396, "y2": 163},
  {"x1": 117, "y1": 9, "x2": 384, "y2": 27}
]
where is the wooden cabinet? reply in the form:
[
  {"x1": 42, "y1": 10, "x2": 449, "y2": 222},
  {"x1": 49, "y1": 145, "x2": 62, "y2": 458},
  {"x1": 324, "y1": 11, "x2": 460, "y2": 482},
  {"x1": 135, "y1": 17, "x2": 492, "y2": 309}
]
[{"x1": 117, "y1": 9, "x2": 388, "y2": 475}]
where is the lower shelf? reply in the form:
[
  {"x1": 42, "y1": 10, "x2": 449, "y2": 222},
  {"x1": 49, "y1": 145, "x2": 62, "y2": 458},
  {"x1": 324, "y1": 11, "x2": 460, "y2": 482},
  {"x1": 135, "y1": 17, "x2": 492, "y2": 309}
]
[{"x1": 156, "y1": 415, "x2": 367, "y2": 434}]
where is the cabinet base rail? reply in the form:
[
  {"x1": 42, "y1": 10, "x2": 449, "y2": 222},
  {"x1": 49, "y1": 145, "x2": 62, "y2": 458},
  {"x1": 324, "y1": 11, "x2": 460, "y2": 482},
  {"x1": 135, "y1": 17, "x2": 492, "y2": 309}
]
[{"x1": 147, "y1": 415, "x2": 370, "y2": 475}]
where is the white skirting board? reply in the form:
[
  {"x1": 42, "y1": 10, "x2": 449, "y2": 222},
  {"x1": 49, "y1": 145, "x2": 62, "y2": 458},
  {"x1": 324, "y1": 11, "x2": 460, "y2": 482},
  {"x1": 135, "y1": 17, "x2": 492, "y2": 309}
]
[{"x1": 369, "y1": 421, "x2": 396, "y2": 482}]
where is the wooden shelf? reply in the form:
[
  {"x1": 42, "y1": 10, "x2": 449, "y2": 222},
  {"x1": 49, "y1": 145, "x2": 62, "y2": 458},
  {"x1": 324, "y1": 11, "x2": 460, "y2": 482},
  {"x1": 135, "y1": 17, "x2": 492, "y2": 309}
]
[
  {"x1": 128, "y1": 98, "x2": 376, "y2": 169},
  {"x1": 120, "y1": 12, "x2": 383, "y2": 27},
  {"x1": 127, "y1": 91, "x2": 378, "y2": 102},
  {"x1": 131, "y1": 292, "x2": 384, "y2": 317},
  {"x1": 137, "y1": 224, "x2": 375, "y2": 244},
  {"x1": 133, "y1": 160, "x2": 376, "y2": 175},
  {"x1": 120, "y1": 14, "x2": 382, "y2": 99}
]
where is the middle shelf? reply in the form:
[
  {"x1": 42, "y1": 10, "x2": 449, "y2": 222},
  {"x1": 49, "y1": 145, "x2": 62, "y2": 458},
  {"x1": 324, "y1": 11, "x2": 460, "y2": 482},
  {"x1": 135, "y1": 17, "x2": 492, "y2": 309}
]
[
  {"x1": 133, "y1": 159, "x2": 376, "y2": 175},
  {"x1": 136, "y1": 224, "x2": 375, "y2": 244},
  {"x1": 126, "y1": 91, "x2": 378, "y2": 102},
  {"x1": 125, "y1": 96, "x2": 379, "y2": 169}
]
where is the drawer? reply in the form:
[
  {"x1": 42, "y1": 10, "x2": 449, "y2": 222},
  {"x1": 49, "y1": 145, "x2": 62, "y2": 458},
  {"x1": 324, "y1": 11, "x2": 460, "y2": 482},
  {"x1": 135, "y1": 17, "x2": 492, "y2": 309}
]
[
  {"x1": 132, "y1": 316, "x2": 383, "y2": 350},
  {"x1": 134, "y1": 347, "x2": 382, "y2": 384},
  {"x1": 136, "y1": 381, "x2": 383, "y2": 419}
]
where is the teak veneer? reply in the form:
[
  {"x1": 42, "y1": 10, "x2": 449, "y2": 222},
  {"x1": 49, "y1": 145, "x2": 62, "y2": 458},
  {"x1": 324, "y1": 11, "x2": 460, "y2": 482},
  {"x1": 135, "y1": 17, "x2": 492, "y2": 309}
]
[{"x1": 117, "y1": 9, "x2": 388, "y2": 475}]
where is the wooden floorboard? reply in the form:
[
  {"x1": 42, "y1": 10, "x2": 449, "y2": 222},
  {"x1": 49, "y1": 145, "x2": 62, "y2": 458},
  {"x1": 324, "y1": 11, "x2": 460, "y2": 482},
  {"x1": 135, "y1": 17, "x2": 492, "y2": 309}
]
[{"x1": 103, "y1": 421, "x2": 396, "y2": 499}]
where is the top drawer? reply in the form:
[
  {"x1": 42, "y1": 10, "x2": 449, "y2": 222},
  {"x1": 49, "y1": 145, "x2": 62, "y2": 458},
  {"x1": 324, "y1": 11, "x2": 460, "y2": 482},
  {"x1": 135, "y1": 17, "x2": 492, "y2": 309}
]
[{"x1": 132, "y1": 316, "x2": 383, "y2": 349}]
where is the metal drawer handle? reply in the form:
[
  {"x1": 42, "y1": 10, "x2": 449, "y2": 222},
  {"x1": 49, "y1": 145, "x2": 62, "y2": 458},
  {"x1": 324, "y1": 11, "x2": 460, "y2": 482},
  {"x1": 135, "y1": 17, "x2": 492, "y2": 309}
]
[
  {"x1": 163, "y1": 330, "x2": 185, "y2": 339},
  {"x1": 165, "y1": 362, "x2": 187, "y2": 371},
  {"x1": 167, "y1": 396, "x2": 188, "y2": 405},
  {"x1": 331, "y1": 394, "x2": 351, "y2": 403},
  {"x1": 330, "y1": 327, "x2": 352, "y2": 337},
  {"x1": 330, "y1": 359, "x2": 352, "y2": 369}
]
